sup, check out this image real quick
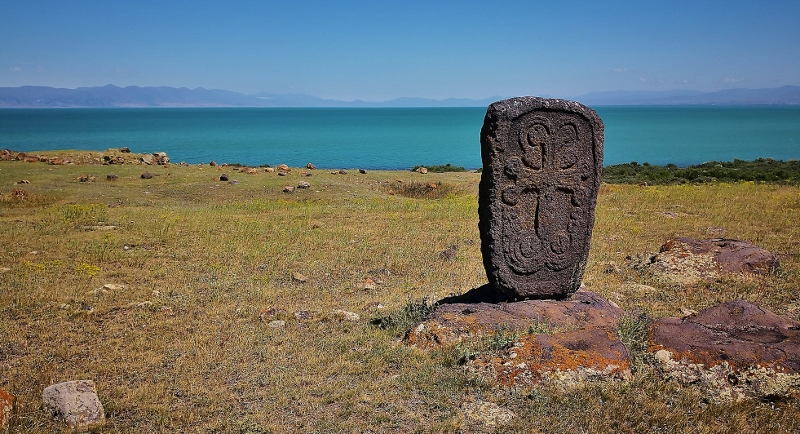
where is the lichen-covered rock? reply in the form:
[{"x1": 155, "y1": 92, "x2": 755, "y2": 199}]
[
  {"x1": 648, "y1": 300, "x2": 800, "y2": 401},
  {"x1": 42, "y1": 380, "x2": 105, "y2": 431},
  {"x1": 471, "y1": 328, "x2": 630, "y2": 388},
  {"x1": 632, "y1": 238, "x2": 779, "y2": 285},
  {"x1": 406, "y1": 287, "x2": 622, "y2": 348},
  {"x1": 0, "y1": 388, "x2": 14, "y2": 430}
]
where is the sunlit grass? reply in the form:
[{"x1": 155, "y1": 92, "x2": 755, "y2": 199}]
[{"x1": 1, "y1": 156, "x2": 799, "y2": 432}]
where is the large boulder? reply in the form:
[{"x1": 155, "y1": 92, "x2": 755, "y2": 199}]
[
  {"x1": 632, "y1": 237, "x2": 779, "y2": 285},
  {"x1": 406, "y1": 287, "x2": 622, "y2": 348},
  {"x1": 648, "y1": 300, "x2": 800, "y2": 401}
]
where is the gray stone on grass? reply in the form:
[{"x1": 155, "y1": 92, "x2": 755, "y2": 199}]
[
  {"x1": 42, "y1": 380, "x2": 105, "y2": 431},
  {"x1": 479, "y1": 97, "x2": 604, "y2": 299}
]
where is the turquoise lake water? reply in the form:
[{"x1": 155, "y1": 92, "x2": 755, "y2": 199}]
[{"x1": 1, "y1": 106, "x2": 798, "y2": 169}]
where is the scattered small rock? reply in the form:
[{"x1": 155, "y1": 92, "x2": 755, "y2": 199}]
[
  {"x1": 260, "y1": 307, "x2": 285, "y2": 322},
  {"x1": 103, "y1": 283, "x2": 126, "y2": 291},
  {"x1": 268, "y1": 320, "x2": 286, "y2": 328},
  {"x1": 416, "y1": 167, "x2": 428, "y2": 174},
  {"x1": 301, "y1": 172, "x2": 312, "y2": 177},
  {"x1": 603, "y1": 261, "x2": 620, "y2": 274},
  {"x1": 106, "y1": 174, "x2": 118, "y2": 181},
  {"x1": 359, "y1": 278, "x2": 377, "y2": 290},
  {"x1": 359, "y1": 168, "x2": 367, "y2": 174},
  {"x1": 333, "y1": 309, "x2": 360, "y2": 321},
  {"x1": 15, "y1": 180, "x2": 30, "y2": 185},
  {"x1": 219, "y1": 174, "x2": 229, "y2": 181},
  {"x1": 265, "y1": 167, "x2": 275, "y2": 173},
  {"x1": 297, "y1": 181, "x2": 311, "y2": 189},
  {"x1": 228, "y1": 180, "x2": 239, "y2": 185},
  {"x1": 292, "y1": 272, "x2": 308, "y2": 283},
  {"x1": 439, "y1": 245, "x2": 459, "y2": 261},
  {"x1": 209, "y1": 161, "x2": 218, "y2": 167},
  {"x1": 141, "y1": 171, "x2": 153, "y2": 179},
  {"x1": 294, "y1": 310, "x2": 312, "y2": 320},
  {"x1": 306, "y1": 163, "x2": 316, "y2": 170},
  {"x1": 283, "y1": 186, "x2": 295, "y2": 193},
  {"x1": 42, "y1": 380, "x2": 105, "y2": 431},
  {"x1": 363, "y1": 301, "x2": 384, "y2": 311}
]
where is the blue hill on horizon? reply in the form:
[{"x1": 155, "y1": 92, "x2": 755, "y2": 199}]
[{"x1": 0, "y1": 84, "x2": 798, "y2": 108}]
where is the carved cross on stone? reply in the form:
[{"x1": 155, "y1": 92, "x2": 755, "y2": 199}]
[{"x1": 479, "y1": 97, "x2": 604, "y2": 299}]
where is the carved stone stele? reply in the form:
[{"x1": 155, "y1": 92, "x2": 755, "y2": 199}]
[{"x1": 479, "y1": 97, "x2": 604, "y2": 299}]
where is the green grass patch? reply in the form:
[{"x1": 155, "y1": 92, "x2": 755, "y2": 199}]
[
  {"x1": 412, "y1": 163, "x2": 468, "y2": 173},
  {"x1": 603, "y1": 158, "x2": 800, "y2": 185}
]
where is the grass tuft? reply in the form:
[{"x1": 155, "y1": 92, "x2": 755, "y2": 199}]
[
  {"x1": 386, "y1": 181, "x2": 463, "y2": 199},
  {"x1": 372, "y1": 297, "x2": 438, "y2": 335}
]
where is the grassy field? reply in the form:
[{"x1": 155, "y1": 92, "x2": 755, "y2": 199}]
[{"x1": 1, "y1": 153, "x2": 799, "y2": 433}]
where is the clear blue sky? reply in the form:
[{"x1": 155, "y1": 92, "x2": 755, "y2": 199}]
[{"x1": 1, "y1": 1, "x2": 798, "y2": 100}]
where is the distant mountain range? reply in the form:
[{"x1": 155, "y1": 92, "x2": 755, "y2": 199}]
[{"x1": 0, "y1": 84, "x2": 798, "y2": 108}]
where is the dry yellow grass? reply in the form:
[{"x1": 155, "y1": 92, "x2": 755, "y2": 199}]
[{"x1": 0, "y1": 155, "x2": 799, "y2": 433}]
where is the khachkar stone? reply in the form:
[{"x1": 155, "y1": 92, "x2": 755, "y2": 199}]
[{"x1": 479, "y1": 97, "x2": 604, "y2": 299}]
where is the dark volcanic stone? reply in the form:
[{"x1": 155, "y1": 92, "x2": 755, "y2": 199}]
[
  {"x1": 479, "y1": 97, "x2": 604, "y2": 299},
  {"x1": 649, "y1": 300, "x2": 800, "y2": 373},
  {"x1": 406, "y1": 288, "x2": 621, "y2": 348}
]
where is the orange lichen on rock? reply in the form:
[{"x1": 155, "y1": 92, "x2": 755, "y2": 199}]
[
  {"x1": 472, "y1": 328, "x2": 631, "y2": 388},
  {"x1": 0, "y1": 389, "x2": 14, "y2": 430}
]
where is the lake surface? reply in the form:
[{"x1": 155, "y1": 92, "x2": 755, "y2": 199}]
[{"x1": 1, "y1": 106, "x2": 798, "y2": 169}]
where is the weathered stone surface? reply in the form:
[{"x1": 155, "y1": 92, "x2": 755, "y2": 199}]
[
  {"x1": 42, "y1": 380, "x2": 105, "y2": 431},
  {"x1": 0, "y1": 388, "x2": 14, "y2": 430},
  {"x1": 406, "y1": 287, "x2": 622, "y2": 348},
  {"x1": 153, "y1": 152, "x2": 170, "y2": 164},
  {"x1": 479, "y1": 97, "x2": 604, "y2": 299},
  {"x1": 140, "y1": 171, "x2": 153, "y2": 179},
  {"x1": 472, "y1": 328, "x2": 630, "y2": 388},
  {"x1": 462, "y1": 400, "x2": 515, "y2": 428},
  {"x1": 648, "y1": 300, "x2": 800, "y2": 400},
  {"x1": 633, "y1": 238, "x2": 779, "y2": 285},
  {"x1": 332, "y1": 309, "x2": 360, "y2": 321}
]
